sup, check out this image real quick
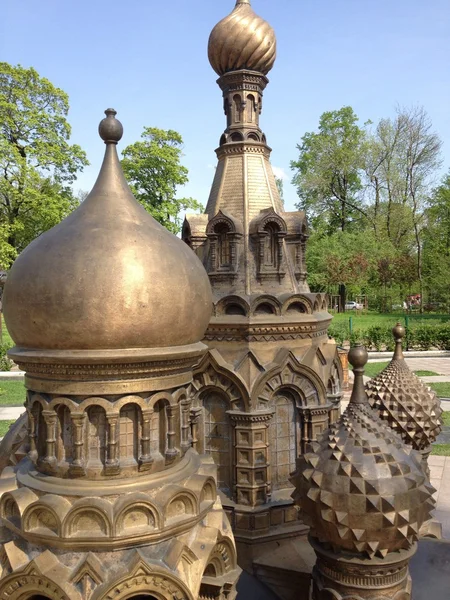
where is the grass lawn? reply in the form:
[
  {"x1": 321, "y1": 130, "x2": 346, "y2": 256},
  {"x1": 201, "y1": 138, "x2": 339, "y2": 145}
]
[
  {"x1": 442, "y1": 412, "x2": 450, "y2": 426},
  {"x1": 429, "y1": 382, "x2": 450, "y2": 398},
  {"x1": 0, "y1": 316, "x2": 13, "y2": 348},
  {"x1": 0, "y1": 381, "x2": 26, "y2": 406},
  {"x1": 431, "y1": 444, "x2": 450, "y2": 456},
  {"x1": 362, "y1": 361, "x2": 389, "y2": 378},
  {"x1": 414, "y1": 370, "x2": 440, "y2": 376},
  {"x1": 0, "y1": 420, "x2": 16, "y2": 438},
  {"x1": 332, "y1": 312, "x2": 450, "y2": 332}
]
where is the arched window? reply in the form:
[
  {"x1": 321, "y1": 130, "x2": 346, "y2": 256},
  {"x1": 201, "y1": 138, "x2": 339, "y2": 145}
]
[
  {"x1": 247, "y1": 94, "x2": 255, "y2": 122},
  {"x1": 233, "y1": 94, "x2": 241, "y2": 124},
  {"x1": 119, "y1": 404, "x2": 141, "y2": 465},
  {"x1": 203, "y1": 393, "x2": 232, "y2": 495},
  {"x1": 151, "y1": 400, "x2": 167, "y2": 458},
  {"x1": 270, "y1": 391, "x2": 298, "y2": 491},
  {"x1": 264, "y1": 222, "x2": 280, "y2": 268},
  {"x1": 32, "y1": 402, "x2": 46, "y2": 459},
  {"x1": 56, "y1": 405, "x2": 72, "y2": 462},
  {"x1": 215, "y1": 222, "x2": 231, "y2": 268},
  {"x1": 87, "y1": 406, "x2": 106, "y2": 466}
]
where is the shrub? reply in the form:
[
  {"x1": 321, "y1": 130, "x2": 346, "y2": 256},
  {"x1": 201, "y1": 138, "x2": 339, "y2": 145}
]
[{"x1": 0, "y1": 344, "x2": 12, "y2": 372}]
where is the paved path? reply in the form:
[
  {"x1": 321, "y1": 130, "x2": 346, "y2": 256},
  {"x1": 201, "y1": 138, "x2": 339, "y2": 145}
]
[{"x1": 429, "y1": 455, "x2": 450, "y2": 539}]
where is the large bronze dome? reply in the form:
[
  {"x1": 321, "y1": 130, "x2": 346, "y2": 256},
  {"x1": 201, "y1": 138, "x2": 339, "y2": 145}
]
[
  {"x1": 208, "y1": 0, "x2": 277, "y2": 76},
  {"x1": 3, "y1": 109, "x2": 212, "y2": 351}
]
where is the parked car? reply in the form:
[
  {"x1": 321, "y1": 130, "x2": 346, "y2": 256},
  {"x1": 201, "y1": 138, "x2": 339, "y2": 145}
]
[{"x1": 345, "y1": 301, "x2": 363, "y2": 310}]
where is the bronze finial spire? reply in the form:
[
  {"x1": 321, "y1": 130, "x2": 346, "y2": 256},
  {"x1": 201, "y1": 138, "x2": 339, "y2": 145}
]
[
  {"x1": 236, "y1": 0, "x2": 251, "y2": 4},
  {"x1": 348, "y1": 344, "x2": 369, "y2": 404},
  {"x1": 393, "y1": 322, "x2": 406, "y2": 360}
]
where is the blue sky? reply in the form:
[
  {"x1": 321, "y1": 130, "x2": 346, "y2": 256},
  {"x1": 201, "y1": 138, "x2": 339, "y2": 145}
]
[{"x1": 2, "y1": 0, "x2": 450, "y2": 212}]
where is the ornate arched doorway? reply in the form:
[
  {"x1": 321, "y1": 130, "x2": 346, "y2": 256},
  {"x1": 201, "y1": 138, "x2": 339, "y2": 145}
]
[
  {"x1": 270, "y1": 390, "x2": 299, "y2": 491},
  {"x1": 203, "y1": 391, "x2": 232, "y2": 495}
]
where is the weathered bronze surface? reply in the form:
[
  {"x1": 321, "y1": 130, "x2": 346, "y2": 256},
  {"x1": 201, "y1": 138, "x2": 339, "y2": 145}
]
[
  {"x1": 0, "y1": 111, "x2": 239, "y2": 600},
  {"x1": 3, "y1": 109, "x2": 212, "y2": 351},
  {"x1": 366, "y1": 323, "x2": 442, "y2": 465},
  {"x1": 291, "y1": 345, "x2": 435, "y2": 599},
  {"x1": 183, "y1": 0, "x2": 342, "y2": 554}
]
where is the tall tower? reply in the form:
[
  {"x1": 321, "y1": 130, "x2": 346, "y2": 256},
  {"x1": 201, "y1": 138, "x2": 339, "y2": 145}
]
[
  {"x1": 0, "y1": 110, "x2": 239, "y2": 600},
  {"x1": 183, "y1": 0, "x2": 343, "y2": 565}
]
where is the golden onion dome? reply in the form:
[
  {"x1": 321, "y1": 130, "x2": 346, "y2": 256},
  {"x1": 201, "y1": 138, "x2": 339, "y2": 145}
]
[
  {"x1": 291, "y1": 346, "x2": 435, "y2": 558},
  {"x1": 2, "y1": 109, "x2": 212, "y2": 351},
  {"x1": 208, "y1": 0, "x2": 277, "y2": 76}
]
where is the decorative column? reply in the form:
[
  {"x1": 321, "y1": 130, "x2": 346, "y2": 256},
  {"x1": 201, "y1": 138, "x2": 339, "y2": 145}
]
[
  {"x1": 190, "y1": 407, "x2": 203, "y2": 452},
  {"x1": 105, "y1": 413, "x2": 120, "y2": 476},
  {"x1": 40, "y1": 409, "x2": 57, "y2": 471},
  {"x1": 165, "y1": 405, "x2": 179, "y2": 461},
  {"x1": 228, "y1": 411, "x2": 273, "y2": 507},
  {"x1": 139, "y1": 408, "x2": 154, "y2": 471},
  {"x1": 27, "y1": 408, "x2": 37, "y2": 461},
  {"x1": 69, "y1": 412, "x2": 86, "y2": 477},
  {"x1": 180, "y1": 400, "x2": 191, "y2": 454}
]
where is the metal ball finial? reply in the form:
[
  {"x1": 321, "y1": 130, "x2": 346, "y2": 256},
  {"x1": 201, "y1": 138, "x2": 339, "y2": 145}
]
[
  {"x1": 98, "y1": 108, "x2": 123, "y2": 144},
  {"x1": 348, "y1": 345, "x2": 369, "y2": 405},
  {"x1": 392, "y1": 322, "x2": 406, "y2": 360},
  {"x1": 393, "y1": 322, "x2": 406, "y2": 340},
  {"x1": 348, "y1": 344, "x2": 368, "y2": 370}
]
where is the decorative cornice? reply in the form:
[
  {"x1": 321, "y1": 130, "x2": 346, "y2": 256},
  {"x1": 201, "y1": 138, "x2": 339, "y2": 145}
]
[{"x1": 216, "y1": 143, "x2": 271, "y2": 158}]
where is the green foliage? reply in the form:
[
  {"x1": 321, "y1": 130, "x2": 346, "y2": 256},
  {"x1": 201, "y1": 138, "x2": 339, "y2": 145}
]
[
  {"x1": 293, "y1": 105, "x2": 444, "y2": 309},
  {"x1": 0, "y1": 63, "x2": 88, "y2": 260},
  {"x1": 429, "y1": 382, "x2": 450, "y2": 398},
  {"x1": 291, "y1": 106, "x2": 367, "y2": 233},
  {"x1": 121, "y1": 128, "x2": 202, "y2": 234},
  {"x1": 0, "y1": 344, "x2": 12, "y2": 371}
]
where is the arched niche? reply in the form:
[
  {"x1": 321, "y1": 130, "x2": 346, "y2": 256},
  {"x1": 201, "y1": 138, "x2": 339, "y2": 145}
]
[
  {"x1": 86, "y1": 405, "x2": 106, "y2": 467},
  {"x1": 151, "y1": 399, "x2": 168, "y2": 460},
  {"x1": 119, "y1": 403, "x2": 142, "y2": 466},
  {"x1": 202, "y1": 391, "x2": 232, "y2": 496},
  {"x1": 225, "y1": 303, "x2": 246, "y2": 316},
  {"x1": 269, "y1": 389, "x2": 301, "y2": 491},
  {"x1": 117, "y1": 504, "x2": 157, "y2": 534},
  {"x1": 56, "y1": 405, "x2": 72, "y2": 463}
]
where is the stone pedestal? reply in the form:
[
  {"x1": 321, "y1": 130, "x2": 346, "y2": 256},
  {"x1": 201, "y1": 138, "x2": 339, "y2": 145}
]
[{"x1": 310, "y1": 538, "x2": 416, "y2": 600}]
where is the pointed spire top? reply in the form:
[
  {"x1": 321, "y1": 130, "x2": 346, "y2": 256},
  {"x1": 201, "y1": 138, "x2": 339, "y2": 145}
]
[
  {"x1": 348, "y1": 345, "x2": 369, "y2": 405},
  {"x1": 236, "y1": 0, "x2": 251, "y2": 5},
  {"x1": 392, "y1": 322, "x2": 406, "y2": 360},
  {"x1": 98, "y1": 108, "x2": 123, "y2": 145}
]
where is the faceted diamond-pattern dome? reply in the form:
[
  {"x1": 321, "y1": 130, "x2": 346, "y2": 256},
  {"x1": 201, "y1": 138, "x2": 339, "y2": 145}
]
[
  {"x1": 291, "y1": 346, "x2": 435, "y2": 559},
  {"x1": 366, "y1": 325, "x2": 442, "y2": 450},
  {"x1": 208, "y1": 0, "x2": 277, "y2": 76}
]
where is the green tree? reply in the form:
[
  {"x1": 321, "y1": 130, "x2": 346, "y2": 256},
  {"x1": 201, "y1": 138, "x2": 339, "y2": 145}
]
[
  {"x1": 121, "y1": 128, "x2": 203, "y2": 234},
  {"x1": 291, "y1": 106, "x2": 368, "y2": 234},
  {"x1": 0, "y1": 63, "x2": 88, "y2": 261},
  {"x1": 423, "y1": 172, "x2": 450, "y2": 304}
]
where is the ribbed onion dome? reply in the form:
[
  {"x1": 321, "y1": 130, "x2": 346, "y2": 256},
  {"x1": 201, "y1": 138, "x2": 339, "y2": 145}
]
[
  {"x1": 366, "y1": 324, "x2": 442, "y2": 450},
  {"x1": 291, "y1": 346, "x2": 435, "y2": 559},
  {"x1": 2, "y1": 109, "x2": 212, "y2": 351},
  {"x1": 208, "y1": 0, "x2": 277, "y2": 76}
]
